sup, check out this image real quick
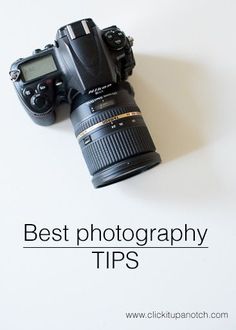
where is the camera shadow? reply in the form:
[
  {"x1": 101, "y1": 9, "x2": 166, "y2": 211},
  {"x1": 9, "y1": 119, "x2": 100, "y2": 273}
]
[
  {"x1": 116, "y1": 54, "x2": 224, "y2": 204},
  {"x1": 50, "y1": 102, "x2": 73, "y2": 134},
  {"x1": 129, "y1": 54, "x2": 206, "y2": 163}
]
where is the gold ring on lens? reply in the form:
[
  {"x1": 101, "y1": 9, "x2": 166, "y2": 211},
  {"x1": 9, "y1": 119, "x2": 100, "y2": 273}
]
[{"x1": 77, "y1": 111, "x2": 142, "y2": 140}]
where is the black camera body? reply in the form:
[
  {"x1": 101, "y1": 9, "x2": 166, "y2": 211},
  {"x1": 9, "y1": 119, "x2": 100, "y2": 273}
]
[{"x1": 10, "y1": 18, "x2": 161, "y2": 188}]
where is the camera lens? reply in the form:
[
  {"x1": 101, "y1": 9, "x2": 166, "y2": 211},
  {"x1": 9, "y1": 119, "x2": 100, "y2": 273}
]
[{"x1": 70, "y1": 82, "x2": 161, "y2": 188}]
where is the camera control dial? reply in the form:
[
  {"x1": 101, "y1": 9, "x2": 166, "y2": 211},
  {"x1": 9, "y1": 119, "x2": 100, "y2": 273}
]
[{"x1": 31, "y1": 94, "x2": 49, "y2": 111}]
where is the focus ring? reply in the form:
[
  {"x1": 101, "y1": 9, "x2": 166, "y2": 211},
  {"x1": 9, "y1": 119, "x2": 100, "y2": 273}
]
[
  {"x1": 74, "y1": 105, "x2": 140, "y2": 136},
  {"x1": 81, "y1": 125, "x2": 156, "y2": 175}
]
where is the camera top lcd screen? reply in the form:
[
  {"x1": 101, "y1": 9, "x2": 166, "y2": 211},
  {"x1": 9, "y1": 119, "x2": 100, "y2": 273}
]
[{"x1": 21, "y1": 55, "x2": 57, "y2": 82}]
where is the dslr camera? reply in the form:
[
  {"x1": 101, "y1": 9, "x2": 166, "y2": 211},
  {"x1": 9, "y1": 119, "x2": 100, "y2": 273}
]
[{"x1": 10, "y1": 18, "x2": 161, "y2": 188}]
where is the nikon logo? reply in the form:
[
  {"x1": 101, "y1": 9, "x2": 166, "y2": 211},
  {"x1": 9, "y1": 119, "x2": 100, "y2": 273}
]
[{"x1": 88, "y1": 83, "x2": 112, "y2": 94}]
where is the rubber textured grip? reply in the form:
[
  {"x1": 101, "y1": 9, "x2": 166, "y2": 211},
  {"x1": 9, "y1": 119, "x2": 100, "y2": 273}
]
[{"x1": 81, "y1": 125, "x2": 156, "y2": 175}]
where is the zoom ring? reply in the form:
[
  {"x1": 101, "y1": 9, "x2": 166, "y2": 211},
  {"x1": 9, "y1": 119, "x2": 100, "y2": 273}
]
[
  {"x1": 82, "y1": 125, "x2": 156, "y2": 175},
  {"x1": 74, "y1": 105, "x2": 140, "y2": 136}
]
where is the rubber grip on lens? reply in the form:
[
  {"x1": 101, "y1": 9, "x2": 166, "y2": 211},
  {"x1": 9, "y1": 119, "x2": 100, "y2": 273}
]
[{"x1": 81, "y1": 125, "x2": 156, "y2": 175}]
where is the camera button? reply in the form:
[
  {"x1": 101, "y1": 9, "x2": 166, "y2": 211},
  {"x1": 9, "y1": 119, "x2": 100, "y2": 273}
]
[
  {"x1": 33, "y1": 49, "x2": 41, "y2": 55},
  {"x1": 55, "y1": 79, "x2": 63, "y2": 87},
  {"x1": 83, "y1": 135, "x2": 92, "y2": 145},
  {"x1": 34, "y1": 95, "x2": 46, "y2": 108},
  {"x1": 44, "y1": 44, "x2": 54, "y2": 49},
  {"x1": 106, "y1": 32, "x2": 114, "y2": 40},
  {"x1": 38, "y1": 83, "x2": 48, "y2": 92},
  {"x1": 114, "y1": 39, "x2": 122, "y2": 45},
  {"x1": 23, "y1": 88, "x2": 34, "y2": 98}
]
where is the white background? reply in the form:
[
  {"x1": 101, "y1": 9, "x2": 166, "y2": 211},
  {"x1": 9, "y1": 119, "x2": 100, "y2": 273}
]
[{"x1": 0, "y1": 0, "x2": 236, "y2": 329}]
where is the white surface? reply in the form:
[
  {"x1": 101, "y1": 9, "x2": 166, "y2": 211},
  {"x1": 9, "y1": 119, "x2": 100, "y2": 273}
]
[{"x1": 1, "y1": 0, "x2": 236, "y2": 329}]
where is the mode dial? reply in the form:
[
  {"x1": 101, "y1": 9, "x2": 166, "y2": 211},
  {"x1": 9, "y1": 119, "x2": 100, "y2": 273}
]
[{"x1": 104, "y1": 29, "x2": 126, "y2": 50}]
